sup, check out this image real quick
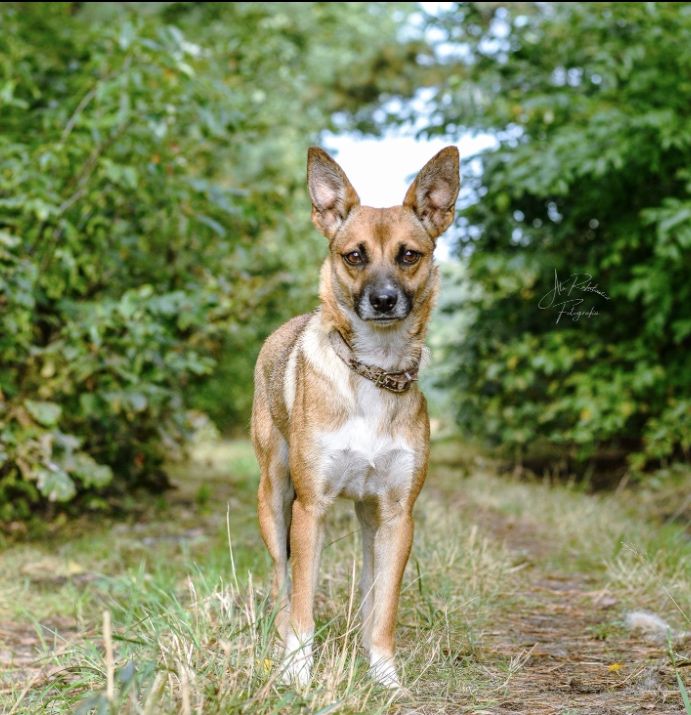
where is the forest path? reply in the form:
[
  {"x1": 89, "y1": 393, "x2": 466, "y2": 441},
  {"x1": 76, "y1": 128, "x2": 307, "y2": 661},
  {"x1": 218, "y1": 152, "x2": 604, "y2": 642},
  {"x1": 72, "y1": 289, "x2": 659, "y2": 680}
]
[
  {"x1": 0, "y1": 439, "x2": 688, "y2": 714},
  {"x1": 401, "y1": 440, "x2": 690, "y2": 714},
  {"x1": 462, "y1": 501, "x2": 686, "y2": 714}
]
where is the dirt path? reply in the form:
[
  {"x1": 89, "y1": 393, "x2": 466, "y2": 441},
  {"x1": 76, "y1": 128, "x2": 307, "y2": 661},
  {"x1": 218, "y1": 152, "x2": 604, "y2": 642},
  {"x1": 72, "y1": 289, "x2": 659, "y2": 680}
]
[{"x1": 469, "y1": 507, "x2": 686, "y2": 715}]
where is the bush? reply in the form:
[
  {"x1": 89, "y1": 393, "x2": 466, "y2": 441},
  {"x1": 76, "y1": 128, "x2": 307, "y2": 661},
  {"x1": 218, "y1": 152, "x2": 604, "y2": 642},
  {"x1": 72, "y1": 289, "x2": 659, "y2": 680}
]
[
  {"x1": 425, "y1": 2, "x2": 691, "y2": 471},
  {"x1": 0, "y1": 2, "x2": 420, "y2": 520}
]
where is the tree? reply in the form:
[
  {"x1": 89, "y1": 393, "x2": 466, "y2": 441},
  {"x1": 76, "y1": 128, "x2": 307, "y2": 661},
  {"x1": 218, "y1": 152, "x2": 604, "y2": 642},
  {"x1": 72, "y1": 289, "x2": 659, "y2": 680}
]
[{"x1": 424, "y1": 2, "x2": 691, "y2": 472}]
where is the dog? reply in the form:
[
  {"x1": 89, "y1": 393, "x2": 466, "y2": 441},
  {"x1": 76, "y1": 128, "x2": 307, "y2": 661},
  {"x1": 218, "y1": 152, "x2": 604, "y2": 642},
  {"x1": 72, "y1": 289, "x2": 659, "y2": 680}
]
[{"x1": 251, "y1": 145, "x2": 460, "y2": 688}]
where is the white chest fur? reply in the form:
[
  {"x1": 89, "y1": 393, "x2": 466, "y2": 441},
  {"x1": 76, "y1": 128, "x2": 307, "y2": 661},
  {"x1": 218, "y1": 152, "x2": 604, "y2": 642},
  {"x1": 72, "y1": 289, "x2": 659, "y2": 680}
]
[{"x1": 316, "y1": 381, "x2": 416, "y2": 504}]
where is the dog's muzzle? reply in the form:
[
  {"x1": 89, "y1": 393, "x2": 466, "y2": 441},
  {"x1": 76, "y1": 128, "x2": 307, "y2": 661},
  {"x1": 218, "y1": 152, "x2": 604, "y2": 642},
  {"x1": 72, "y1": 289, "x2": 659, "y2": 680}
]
[{"x1": 356, "y1": 280, "x2": 410, "y2": 322}]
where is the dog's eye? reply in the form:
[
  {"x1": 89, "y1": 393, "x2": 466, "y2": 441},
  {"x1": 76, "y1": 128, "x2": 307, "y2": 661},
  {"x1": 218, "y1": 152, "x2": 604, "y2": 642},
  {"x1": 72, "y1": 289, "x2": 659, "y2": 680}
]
[
  {"x1": 343, "y1": 250, "x2": 365, "y2": 266},
  {"x1": 400, "y1": 249, "x2": 421, "y2": 265}
]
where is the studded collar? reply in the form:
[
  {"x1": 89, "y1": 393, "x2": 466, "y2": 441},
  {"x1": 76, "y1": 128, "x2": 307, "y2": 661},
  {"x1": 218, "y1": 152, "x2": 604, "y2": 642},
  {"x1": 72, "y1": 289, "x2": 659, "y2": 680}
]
[{"x1": 328, "y1": 330, "x2": 420, "y2": 394}]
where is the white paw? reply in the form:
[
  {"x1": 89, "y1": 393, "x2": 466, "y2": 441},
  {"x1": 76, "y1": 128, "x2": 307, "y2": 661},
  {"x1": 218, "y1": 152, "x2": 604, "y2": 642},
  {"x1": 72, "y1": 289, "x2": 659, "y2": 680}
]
[
  {"x1": 369, "y1": 651, "x2": 400, "y2": 689},
  {"x1": 281, "y1": 632, "x2": 313, "y2": 687}
]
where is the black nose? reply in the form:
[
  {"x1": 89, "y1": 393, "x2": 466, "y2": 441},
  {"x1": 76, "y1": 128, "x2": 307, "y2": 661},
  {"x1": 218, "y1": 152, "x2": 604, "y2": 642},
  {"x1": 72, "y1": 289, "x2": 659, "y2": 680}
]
[{"x1": 369, "y1": 289, "x2": 398, "y2": 314}]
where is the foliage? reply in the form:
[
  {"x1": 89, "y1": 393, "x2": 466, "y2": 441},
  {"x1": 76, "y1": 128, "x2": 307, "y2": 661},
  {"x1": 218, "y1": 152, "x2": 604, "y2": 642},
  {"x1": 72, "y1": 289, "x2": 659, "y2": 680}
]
[
  {"x1": 0, "y1": 2, "x2": 421, "y2": 520},
  {"x1": 426, "y1": 2, "x2": 691, "y2": 470}
]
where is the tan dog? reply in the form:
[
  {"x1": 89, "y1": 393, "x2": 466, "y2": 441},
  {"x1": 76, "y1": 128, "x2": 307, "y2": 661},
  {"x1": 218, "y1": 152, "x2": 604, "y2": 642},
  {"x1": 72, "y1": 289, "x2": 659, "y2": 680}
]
[{"x1": 251, "y1": 146, "x2": 460, "y2": 688}]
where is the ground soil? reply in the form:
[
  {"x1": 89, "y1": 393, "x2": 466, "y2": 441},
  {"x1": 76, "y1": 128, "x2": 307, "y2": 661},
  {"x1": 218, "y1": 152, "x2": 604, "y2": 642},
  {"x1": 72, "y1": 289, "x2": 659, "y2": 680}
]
[{"x1": 464, "y1": 506, "x2": 687, "y2": 715}]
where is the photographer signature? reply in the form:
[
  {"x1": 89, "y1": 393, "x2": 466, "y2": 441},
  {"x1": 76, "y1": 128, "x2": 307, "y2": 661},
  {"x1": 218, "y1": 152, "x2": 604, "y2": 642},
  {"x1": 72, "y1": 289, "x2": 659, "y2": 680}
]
[{"x1": 538, "y1": 270, "x2": 610, "y2": 324}]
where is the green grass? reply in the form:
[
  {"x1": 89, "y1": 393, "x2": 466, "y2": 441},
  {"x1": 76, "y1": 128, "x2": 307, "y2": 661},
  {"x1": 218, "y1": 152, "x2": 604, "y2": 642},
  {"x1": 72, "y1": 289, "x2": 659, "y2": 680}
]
[{"x1": 1, "y1": 439, "x2": 689, "y2": 714}]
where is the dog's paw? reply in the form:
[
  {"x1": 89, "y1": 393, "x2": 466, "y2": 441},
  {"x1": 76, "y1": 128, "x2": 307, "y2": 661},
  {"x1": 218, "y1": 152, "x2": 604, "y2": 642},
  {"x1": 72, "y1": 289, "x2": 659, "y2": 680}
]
[
  {"x1": 281, "y1": 657, "x2": 312, "y2": 687},
  {"x1": 280, "y1": 633, "x2": 313, "y2": 688},
  {"x1": 368, "y1": 652, "x2": 400, "y2": 690}
]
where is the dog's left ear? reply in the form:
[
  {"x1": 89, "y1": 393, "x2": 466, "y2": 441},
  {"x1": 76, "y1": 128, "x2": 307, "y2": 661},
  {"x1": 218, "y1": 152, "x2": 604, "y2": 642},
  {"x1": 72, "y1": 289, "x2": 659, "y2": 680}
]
[
  {"x1": 403, "y1": 146, "x2": 460, "y2": 240},
  {"x1": 307, "y1": 147, "x2": 360, "y2": 240}
]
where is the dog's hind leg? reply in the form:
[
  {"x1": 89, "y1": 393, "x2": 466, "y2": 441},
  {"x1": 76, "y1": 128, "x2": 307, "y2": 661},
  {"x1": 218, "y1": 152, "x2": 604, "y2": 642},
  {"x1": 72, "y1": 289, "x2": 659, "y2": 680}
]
[
  {"x1": 355, "y1": 500, "x2": 377, "y2": 652},
  {"x1": 255, "y1": 421, "x2": 293, "y2": 643}
]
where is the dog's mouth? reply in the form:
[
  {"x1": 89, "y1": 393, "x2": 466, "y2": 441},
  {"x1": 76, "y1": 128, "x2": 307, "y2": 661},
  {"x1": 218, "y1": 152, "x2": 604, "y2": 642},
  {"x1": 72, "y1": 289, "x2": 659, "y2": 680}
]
[{"x1": 366, "y1": 317, "x2": 404, "y2": 325}]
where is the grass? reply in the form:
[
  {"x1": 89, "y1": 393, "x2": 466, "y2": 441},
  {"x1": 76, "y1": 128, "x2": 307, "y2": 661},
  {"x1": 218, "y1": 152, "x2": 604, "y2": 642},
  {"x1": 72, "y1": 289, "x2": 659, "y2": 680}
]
[{"x1": 0, "y1": 438, "x2": 689, "y2": 714}]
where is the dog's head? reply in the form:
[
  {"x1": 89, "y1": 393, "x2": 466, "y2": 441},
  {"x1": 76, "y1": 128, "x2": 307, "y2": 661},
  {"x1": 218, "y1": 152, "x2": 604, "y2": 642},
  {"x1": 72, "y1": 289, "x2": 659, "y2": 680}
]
[{"x1": 308, "y1": 146, "x2": 460, "y2": 327}]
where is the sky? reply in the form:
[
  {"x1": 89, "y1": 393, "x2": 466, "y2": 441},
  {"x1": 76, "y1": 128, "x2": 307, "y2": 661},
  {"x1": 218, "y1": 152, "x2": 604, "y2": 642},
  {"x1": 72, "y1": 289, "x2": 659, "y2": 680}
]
[
  {"x1": 311, "y1": 0, "x2": 502, "y2": 260},
  {"x1": 322, "y1": 131, "x2": 496, "y2": 260}
]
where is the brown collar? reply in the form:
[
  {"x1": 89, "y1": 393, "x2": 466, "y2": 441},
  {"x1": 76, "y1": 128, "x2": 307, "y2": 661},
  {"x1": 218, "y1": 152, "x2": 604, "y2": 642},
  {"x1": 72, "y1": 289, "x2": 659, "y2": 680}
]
[{"x1": 328, "y1": 330, "x2": 420, "y2": 394}]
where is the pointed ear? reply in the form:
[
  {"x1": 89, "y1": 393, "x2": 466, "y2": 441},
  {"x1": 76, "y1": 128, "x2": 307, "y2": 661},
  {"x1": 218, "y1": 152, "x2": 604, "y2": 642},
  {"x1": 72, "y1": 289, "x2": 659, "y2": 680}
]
[
  {"x1": 307, "y1": 147, "x2": 360, "y2": 240},
  {"x1": 403, "y1": 146, "x2": 460, "y2": 240}
]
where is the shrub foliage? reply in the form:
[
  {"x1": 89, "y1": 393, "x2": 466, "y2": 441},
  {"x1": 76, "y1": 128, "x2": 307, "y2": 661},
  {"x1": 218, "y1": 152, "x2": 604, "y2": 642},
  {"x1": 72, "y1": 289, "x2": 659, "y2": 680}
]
[
  {"x1": 0, "y1": 2, "x2": 419, "y2": 519},
  {"x1": 427, "y1": 2, "x2": 691, "y2": 470}
]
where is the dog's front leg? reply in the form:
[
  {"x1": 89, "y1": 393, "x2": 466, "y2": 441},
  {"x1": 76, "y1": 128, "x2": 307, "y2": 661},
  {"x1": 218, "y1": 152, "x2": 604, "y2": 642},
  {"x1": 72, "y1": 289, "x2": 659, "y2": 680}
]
[
  {"x1": 369, "y1": 505, "x2": 414, "y2": 688},
  {"x1": 282, "y1": 497, "x2": 325, "y2": 686}
]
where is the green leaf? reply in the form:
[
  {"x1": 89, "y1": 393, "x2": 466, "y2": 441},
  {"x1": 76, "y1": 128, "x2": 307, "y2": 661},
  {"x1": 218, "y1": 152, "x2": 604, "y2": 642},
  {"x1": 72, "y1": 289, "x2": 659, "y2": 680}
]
[
  {"x1": 25, "y1": 401, "x2": 62, "y2": 427},
  {"x1": 127, "y1": 393, "x2": 148, "y2": 412},
  {"x1": 36, "y1": 466, "x2": 76, "y2": 502},
  {"x1": 72, "y1": 453, "x2": 113, "y2": 488}
]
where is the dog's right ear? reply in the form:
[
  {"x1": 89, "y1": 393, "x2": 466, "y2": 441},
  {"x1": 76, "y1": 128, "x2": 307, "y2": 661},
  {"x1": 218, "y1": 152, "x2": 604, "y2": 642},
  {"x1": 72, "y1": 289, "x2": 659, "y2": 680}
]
[{"x1": 307, "y1": 147, "x2": 360, "y2": 240}]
